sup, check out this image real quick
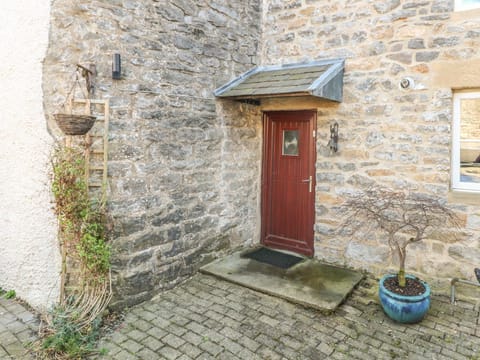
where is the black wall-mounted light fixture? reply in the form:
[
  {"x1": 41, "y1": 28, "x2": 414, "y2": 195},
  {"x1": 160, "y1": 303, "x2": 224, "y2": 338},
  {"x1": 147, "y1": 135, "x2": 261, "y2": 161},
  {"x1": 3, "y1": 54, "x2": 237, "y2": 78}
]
[
  {"x1": 112, "y1": 53, "x2": 121, "y2": 80},
  {"x1": 328, "y1": 122, "x2": 339, "y2": 153}
]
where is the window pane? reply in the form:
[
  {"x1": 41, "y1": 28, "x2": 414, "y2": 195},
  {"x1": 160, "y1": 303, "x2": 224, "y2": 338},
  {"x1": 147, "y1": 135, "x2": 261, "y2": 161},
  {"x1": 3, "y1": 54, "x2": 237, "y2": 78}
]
[
  {"x1": 460, "y1": 98, "x2": 480, "y2": 184},
  {"x1": 283, "y1": 130, "x2": 299, "y2": 156},
  {"x1": 456, "y1": 0, "x2": 480, "y2": 10}
]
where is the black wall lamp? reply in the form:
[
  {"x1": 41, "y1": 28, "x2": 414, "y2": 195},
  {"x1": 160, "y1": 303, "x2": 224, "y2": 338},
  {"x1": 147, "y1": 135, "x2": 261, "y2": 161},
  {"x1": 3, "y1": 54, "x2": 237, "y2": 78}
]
[
  {"x1": 328, "y1": 122, "x2": 339, "y2": 153},
  {"x1": 112, "y1": 53, "x2": 121, "y2": 80}
]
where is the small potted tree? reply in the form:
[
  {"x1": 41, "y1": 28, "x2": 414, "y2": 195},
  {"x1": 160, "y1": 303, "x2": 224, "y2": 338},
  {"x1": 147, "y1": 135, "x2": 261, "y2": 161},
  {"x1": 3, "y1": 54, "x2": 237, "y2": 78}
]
[{"x1": 341, "y1": 186, "x2": 460, "y2": 323}]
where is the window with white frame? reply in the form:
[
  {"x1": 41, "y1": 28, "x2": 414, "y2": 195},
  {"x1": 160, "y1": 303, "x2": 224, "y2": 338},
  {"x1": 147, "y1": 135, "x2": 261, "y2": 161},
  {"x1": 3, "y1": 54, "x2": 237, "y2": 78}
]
[
  {"x1": 452, "y1": 91, "x2": 480, "y2": 191},
  {"x1": 455, "y1": 0, "x2": 480, "y2": 11}
]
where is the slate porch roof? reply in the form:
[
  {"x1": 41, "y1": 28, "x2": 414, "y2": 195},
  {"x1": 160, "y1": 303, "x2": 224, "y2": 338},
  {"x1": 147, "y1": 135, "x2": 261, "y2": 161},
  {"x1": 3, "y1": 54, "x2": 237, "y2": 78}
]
[{"x1": 214, "y1": 58, "x2": 345, "y2": 102}]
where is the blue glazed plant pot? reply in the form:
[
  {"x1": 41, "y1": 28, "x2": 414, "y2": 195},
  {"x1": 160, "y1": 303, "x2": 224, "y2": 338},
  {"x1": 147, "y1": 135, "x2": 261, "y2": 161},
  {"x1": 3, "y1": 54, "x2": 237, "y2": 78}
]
[{"x1": 378, "y1": 274, "x2": 431, "y2": 324}]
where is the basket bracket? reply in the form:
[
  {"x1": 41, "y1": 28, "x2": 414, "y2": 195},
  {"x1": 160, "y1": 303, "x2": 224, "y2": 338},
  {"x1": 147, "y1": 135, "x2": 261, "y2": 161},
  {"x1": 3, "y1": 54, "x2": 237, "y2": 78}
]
[{"x1": 76, "y1": 64, "x2": 96, "y2": 97}]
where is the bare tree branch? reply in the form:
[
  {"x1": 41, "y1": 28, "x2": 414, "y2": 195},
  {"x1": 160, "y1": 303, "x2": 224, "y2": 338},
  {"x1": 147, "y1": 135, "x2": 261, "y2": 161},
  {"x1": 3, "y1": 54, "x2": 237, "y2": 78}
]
[{"x1": 340, "y1": 186, "x2": 461, "y2": 287}]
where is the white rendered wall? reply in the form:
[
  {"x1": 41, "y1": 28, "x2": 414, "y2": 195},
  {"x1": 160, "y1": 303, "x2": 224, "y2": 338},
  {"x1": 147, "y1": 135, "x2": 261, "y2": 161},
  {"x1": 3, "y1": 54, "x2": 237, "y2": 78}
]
[{"x1": 0, "y1": 1, "x2": 60, "y2": 310}]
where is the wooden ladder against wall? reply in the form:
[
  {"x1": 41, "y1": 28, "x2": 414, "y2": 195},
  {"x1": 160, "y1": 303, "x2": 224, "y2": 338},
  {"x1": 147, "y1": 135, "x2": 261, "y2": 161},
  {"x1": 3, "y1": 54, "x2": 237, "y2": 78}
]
[
  {"x1": 62, "y1": 98, "x2": 110, "y2": 296},
  {"x1": 70, "y1": 98, "x2": 110, "y2": 203}
]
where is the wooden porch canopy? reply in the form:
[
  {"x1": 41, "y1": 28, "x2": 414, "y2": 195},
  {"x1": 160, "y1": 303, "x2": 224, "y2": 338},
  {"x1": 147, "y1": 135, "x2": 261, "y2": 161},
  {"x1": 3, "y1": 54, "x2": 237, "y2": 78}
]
[{"x1": 214, "y1": 59, "x2": 345, "y2": 103}]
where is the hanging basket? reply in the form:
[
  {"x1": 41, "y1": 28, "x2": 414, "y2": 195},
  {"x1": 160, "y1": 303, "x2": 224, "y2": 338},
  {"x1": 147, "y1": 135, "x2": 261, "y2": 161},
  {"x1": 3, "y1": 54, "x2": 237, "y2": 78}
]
[{"x1": 54, "y1": 113, "x2": 96, "y2": 136}]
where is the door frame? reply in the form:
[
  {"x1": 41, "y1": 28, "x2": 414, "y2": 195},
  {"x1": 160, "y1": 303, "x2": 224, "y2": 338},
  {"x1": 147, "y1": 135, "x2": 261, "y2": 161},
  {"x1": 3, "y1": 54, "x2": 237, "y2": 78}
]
[{"x1": 260, "y1": 110, "x2": 317, "y2": 257}]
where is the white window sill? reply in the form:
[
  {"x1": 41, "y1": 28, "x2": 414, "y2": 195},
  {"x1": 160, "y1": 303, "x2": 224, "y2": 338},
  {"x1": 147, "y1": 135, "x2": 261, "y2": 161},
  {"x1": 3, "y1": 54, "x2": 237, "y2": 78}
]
[
  {"x1": 452, "y1": 7, "x2": 480, "y2": 20},
  {"x1": 448, "y1": 190, "x2": 480, "y2": 205}
]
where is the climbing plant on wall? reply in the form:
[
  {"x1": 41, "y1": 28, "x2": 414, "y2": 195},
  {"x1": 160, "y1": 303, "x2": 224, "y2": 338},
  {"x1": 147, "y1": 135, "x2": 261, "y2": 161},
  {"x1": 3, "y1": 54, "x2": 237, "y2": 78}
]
[
  {"x1": 52, "y1": 145, "x2": 111, "y2": 290},
  {"x1": 39, "y1": 145, "x2": 112, "y2": 358}
]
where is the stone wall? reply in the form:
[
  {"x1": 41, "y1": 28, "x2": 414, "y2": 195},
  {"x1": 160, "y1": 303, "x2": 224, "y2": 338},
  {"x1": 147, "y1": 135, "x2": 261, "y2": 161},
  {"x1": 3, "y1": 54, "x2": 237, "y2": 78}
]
[
  {"x1": 43, "y1": 0, "x2": 262, "y2": 308},
  {"x1": 0, "y1": 0, "x2": 60, "y2": 310},
  {"x1": 262, "y1": 0, "x2": 480, "y2": 287}
]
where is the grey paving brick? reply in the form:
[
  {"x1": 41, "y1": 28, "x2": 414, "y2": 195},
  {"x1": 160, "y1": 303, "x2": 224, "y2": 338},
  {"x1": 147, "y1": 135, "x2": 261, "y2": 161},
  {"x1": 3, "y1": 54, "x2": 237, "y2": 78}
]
[
  {"x1": 126, "y1": 329, "x2": 148, "y2": 342},
  {"x1": 414, "y1": 336, "x2": 442, "y2": 352},
  {"x1": 256, "y1": 346, "x2": 283, "y2": 360},
  {"x1": 237, "y1": 347, "x2": 261, "y2": 360},
  {"x1": 109, "y1": 330, "x2": 130, "y2": 345},
  {"x1": 456, "y1": 345, "x2": 478, "y2": 358},
  {"x1": 335, "y1": 323, "x2": 359, "y2": 339},
  {"x1": 216, "y1": 350, "x2": 239, "y2": 359},
  {"x1": 0, "y1": 332, "x2": 19, "y2": 346},
  {"x1": 3, "y1": 343, "x2": 29, "y2": 358},
  {"x1": 258, "y1": 314, "x2": 280, "y2": 327},
  {"x1": 161, "y1": 346, "x2": 182, "y2": 360},
  {"x1": 115, "y1": 349, "x2": 140, "y2": 360},
  {"x1": 121, "y1": 338, "x2": 143, "y2": 353},
  {"x1": 0, "y1": 314, "x2": 17, "y2": 326},
  {"x1": 317, "y1": 341, "x2": 335, "y2": 356},
  {"x1": 16, "y1": 328, "x2": 36, "y2": 343},
  {"x1": 136, "y1": 347, "x2": 160, "y2": 360},
  {"x1": 185, "y1": 312, "x2": 206, "y2": 324},
  {"x1": 146, "y1": 326, "x2": 168, "y2": 340},
  {"x1": 150, "y1": 316, "x2": 171, "y2": 329},
  {"x1": 203, "y1": 318, "x2": 223, "y2": 331},
  {"x1": 163, "y1": 333, "x2": 186, "y2": 349},
  {"x1": 220, "y1": 337, "x2": 244, "y2": 355},
  {"x1": 203, "y1": 328, "x2": 225, "y2": 343},
  {"x1": 182, "y1": 330, "x2": 203, "y2": 346},
  {"x1": 225, "y1": 309, "x2": 246, "y2": 322},
  {"x1": 154, "y1": 307, "x2": 176, "y2": 320},
  {"x1": 199, "y1": 340, "x2": 223, "y2": 356},
  {"x1": 345, "y1": 337, "x2": 369, "y2": 351},
  {"x1": 134, "y1": 309, "x2": 156, "y2": 322},
  {"x1": 133, "y1": 319, "x2": 153, "y2": 332},
  {"x1": 16, "y1": 311, "x2": 36, "y2": 324},
  {"x1": 279, "y1": 335, "x2": 302, "y2": 351},
  {"x1": 204, "y1": 309, "x2": 224, "y2": 322},
  {"x1": 330, "y1": 351, "x2": 351, "y2": 360},
  {"x1": 219, "y1": 316, "x2": 242, "y2": 329},
  {"x1": 170, "y1": 314, "x2": 190, "y2": 326},
  {"x1": 379, "y1": 341, "x2": 408, "y2": 358},
  {"x1": 220, "y1": 326, "x2": 243, "y2": 341},
  {"x1": 185, "y1": 321, "x2": 208, "y2": 336},
  {"x1": 196, "y1": 352, "x2": 215, "y2": 360},
  {"x1": 165, "y1": 323, "x2": 187, "y2": 337},
  {"x1": 273, "y1": 344, "x2": 299, "y2": 360},
  {"x1": 435, "y1": 322, "x2": 461, "y2": 335},
  {"x1": 141, "y1": 335, "x2": 163, "y2": 351},
  {"x1": 177, "y1": 355, "x2": 192, "y2": 360},
  {"x1": 179, "y1": 341, "x2": 203, "y2": 358},
  {"x1": 100, "y1": 342, "x2": 123, "y2": 356},
  {"x1": 256, "y1": 333, "x2": 280, "y2": 349},
  {"x1": 408, "y1": 354, "x2": 431, "y2": 360},
  {"x1": 441, "y1": 347, "x2": 470, "y2": 360},
  {"x1": 123, "y1": 313, "x2": 140, "y2": 323},
  {"x1": 225, "y1": 300, "x2": 244, "y2": 313},
  {"x1": 331, "y1": 330, "x2": 347, "y2": 341}
]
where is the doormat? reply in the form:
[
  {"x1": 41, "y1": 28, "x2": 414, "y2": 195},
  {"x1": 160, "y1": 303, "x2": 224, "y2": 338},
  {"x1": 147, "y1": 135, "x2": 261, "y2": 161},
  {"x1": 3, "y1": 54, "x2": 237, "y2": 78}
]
[{"x1": 242, "y1": 247, "x2": 304, "y2": 269}]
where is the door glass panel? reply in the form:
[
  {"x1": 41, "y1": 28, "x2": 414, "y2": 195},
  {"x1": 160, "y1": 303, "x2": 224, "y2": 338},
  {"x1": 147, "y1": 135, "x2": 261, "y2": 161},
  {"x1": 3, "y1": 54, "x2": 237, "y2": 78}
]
[{"x1": 282, "y1": 130, "x2": 299, "y2": 156}]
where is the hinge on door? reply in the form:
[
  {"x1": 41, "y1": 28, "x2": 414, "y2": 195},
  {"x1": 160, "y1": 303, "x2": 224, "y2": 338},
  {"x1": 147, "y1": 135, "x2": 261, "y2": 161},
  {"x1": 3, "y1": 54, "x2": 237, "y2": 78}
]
[{"x1": 313, "y1": 130, "x2": 316, "y2": 138}]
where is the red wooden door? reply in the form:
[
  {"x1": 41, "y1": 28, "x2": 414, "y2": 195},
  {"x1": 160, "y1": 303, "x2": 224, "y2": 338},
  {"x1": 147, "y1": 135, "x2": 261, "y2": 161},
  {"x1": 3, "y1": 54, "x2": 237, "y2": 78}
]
[{"x1": 262, "y1": 110, "x2": 316, "y2": 257}]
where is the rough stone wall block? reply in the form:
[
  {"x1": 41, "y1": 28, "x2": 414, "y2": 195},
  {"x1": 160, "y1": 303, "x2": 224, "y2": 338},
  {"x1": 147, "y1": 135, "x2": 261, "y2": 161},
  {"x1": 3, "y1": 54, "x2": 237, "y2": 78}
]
[
  {"x1": 262, "y1": 0, "x2": 480, "y2": 292},
  {"x1": 43, "y1": 0, "x2": 262, "y2": 309}
]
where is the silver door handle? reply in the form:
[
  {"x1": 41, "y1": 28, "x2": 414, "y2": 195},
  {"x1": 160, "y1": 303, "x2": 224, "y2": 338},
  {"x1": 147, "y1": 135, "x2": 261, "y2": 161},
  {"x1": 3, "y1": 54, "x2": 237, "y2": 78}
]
[{"x1": 302, "y1": 176, "x2": 312, "y2": 193}]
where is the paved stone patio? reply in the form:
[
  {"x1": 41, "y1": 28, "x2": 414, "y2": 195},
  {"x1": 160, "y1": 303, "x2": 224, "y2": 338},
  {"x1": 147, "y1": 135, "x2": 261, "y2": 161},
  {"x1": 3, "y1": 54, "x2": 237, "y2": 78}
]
[
  {"x1": 1, "y1": 273, "x2": 479, "y2": 359},
  {"x1": 97, "y1": 274, "x2": 480, "y2": 360},
  {"x1": 0, "y1": 297, "x2": 39, "y2": 359}
]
